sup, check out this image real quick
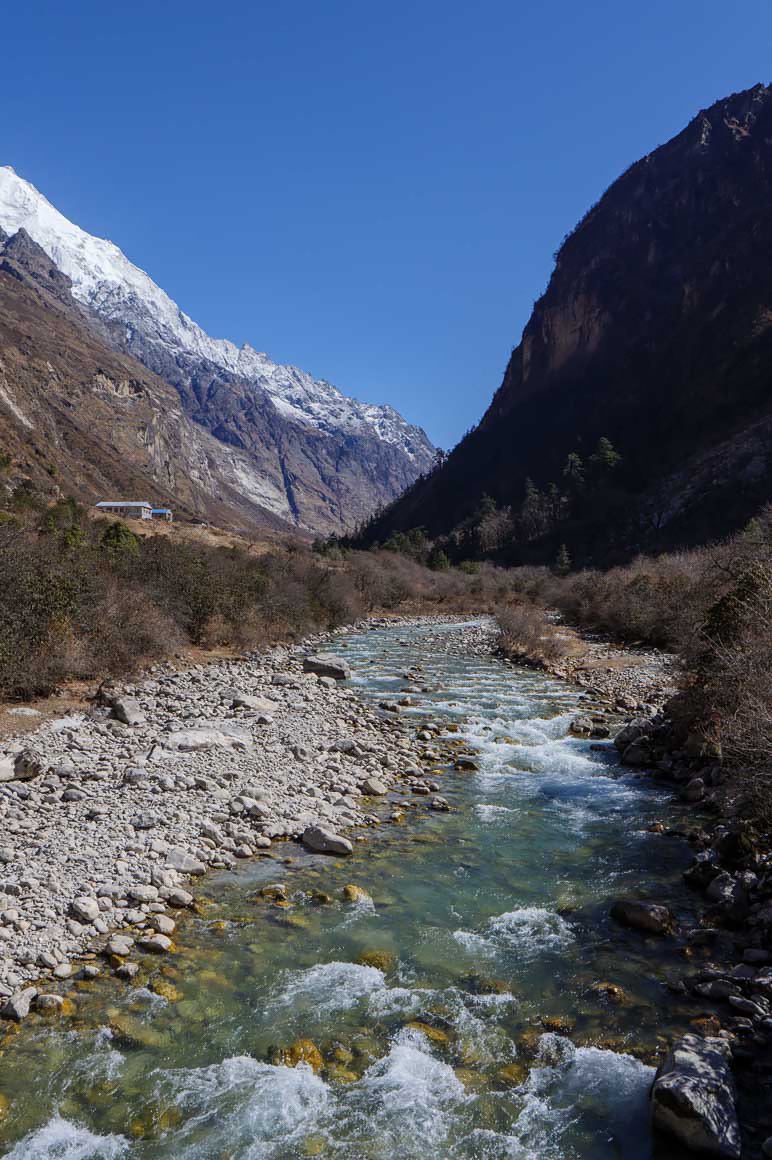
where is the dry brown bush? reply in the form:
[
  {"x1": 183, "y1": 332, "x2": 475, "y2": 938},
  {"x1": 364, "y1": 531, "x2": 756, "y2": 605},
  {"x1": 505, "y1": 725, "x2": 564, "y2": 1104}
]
[
  {"x1": 678, "y1": 562, "x2": 772, "y2": 774},
  {"x1": 496, "y1": 603, "x2": 572, "y2": 665}
]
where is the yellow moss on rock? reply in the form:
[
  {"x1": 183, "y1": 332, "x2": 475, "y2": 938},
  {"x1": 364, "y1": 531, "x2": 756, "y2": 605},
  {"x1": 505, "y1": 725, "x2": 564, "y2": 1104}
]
[
  {"x1": 278, "y1": 1039, "x2": 324, "y2": 1074},
  {"x1": 342, "y1": 885, "x2": 370, "y2": 902},
  {"x1": 498, "y1": 1062, "x2": 529, "y2": 1087},
  {"x1": 405, "y1": 1021, "x2": 450, "y2": 1044},
  {"x1": 356, "y1": 950, "x2": 395, "y2": 972}
]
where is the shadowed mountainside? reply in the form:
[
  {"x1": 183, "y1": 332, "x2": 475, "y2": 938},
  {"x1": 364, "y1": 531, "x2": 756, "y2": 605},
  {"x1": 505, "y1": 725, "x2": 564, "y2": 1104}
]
[{"x1": 359, "y1": 83, "x2": 772, "y2": 562}]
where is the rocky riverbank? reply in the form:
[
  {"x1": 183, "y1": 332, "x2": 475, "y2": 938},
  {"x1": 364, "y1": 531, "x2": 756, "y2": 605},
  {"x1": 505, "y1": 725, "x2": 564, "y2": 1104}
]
[
  {"x1": 495, "y1": 612, "x2": 771, "y2": 1157},
  {"x1": 0, "y1": 615, "x2": 470, "y2": 1013},
  {"x1": 1, "y1": 611, "x2": 768, "y2": 1157}
]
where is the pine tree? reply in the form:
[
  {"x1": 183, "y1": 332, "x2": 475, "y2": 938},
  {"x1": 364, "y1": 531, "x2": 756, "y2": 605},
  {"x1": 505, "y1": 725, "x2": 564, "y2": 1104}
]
[
  {"x1": 562, "y1": 452, "x2": 585, "y2": 489},
  {"x1": 555, "y1": 543, "x2": 572, "y2": 576},
  {"x1": 428, "y1": 546, "x2": 451, "y2": 571},
  {"x1": 590, "y1": 436, "x2": 622, "y2": 474}
]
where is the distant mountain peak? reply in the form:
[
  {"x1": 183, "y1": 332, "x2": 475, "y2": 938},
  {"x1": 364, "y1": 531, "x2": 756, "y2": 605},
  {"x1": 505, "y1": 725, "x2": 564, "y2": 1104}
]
[{"x1": 0, "y1": 165, "x2": 433, "y2": 459}]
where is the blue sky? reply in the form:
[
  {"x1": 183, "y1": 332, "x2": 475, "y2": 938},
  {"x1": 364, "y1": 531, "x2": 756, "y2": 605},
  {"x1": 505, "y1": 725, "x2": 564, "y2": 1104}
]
[{"x1": 2, "y1": 0, "x2": 771, "y2": 447}]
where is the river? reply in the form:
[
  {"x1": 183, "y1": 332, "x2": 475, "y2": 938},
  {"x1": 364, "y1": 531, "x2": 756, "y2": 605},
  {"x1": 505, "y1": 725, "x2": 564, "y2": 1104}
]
[{"x1": 0, "y1": 619, "x2": 699, "y2": 1159}]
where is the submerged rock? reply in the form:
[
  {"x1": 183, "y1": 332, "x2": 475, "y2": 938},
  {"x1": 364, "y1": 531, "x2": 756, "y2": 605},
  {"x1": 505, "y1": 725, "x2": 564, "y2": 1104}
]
[
  {"x1": 272, "y1": 1038, "x2": 324, "y2": 1073},
  {"x1": 342, "y1": 884, "x2": 370, "y2": 902},
  {"x1": 610, "y1": 898, "x2": 674, "y2": 935},
  {"x1": 405, "y1": 1021, "x2": 450, "y2": 1044},
  {"x1": 357, "y1": 949, "x2": 395, "y2": 971},
  {"x1": 650, "y1": 1034, "x2": 740, "y2": 1158}
]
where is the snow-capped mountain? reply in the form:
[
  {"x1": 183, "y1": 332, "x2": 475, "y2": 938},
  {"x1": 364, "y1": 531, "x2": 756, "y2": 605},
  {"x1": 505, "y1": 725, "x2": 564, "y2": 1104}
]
[{"x1": 0, "y1": 165, "x2": 434, "y2": 531}]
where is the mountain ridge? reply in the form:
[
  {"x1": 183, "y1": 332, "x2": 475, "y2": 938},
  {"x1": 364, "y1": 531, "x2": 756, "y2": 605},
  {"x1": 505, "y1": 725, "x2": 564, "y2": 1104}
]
[
  {"x1": 358, "y1": 82, "x2": 772, "y2": 561},
  {"x1": 0, "y1": 166, "x2": 434, "y2": 532}
]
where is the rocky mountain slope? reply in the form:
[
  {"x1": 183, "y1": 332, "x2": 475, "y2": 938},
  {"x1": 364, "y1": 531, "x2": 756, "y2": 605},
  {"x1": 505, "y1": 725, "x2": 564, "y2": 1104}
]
[
  {"x1": 361, "y1": 83, "x2": 772, "y2": 559},
  {"x1": 0, "y1": 228, "x2": 315, "y2": 531},
  {"x1": 0, "y1": 167, "x2": 434, "y2": 533}
]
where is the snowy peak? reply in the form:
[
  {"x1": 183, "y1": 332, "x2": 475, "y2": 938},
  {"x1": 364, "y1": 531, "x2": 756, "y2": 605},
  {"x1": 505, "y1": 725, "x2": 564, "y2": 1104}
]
[{"x1": 0, "y1": 165, "x2": 433, "y2": 457}]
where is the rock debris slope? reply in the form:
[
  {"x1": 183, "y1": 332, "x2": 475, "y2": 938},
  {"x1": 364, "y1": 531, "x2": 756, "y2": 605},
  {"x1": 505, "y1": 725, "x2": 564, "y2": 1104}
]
[{"x1": 0, "y1": 166, "x2": 434, "y2": 533}]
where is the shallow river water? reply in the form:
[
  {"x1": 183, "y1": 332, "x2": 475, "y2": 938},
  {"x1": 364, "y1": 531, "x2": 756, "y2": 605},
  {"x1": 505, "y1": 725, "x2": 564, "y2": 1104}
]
[{"x1": 0, "y1": 620, "x2": 701, "y2": 1159}]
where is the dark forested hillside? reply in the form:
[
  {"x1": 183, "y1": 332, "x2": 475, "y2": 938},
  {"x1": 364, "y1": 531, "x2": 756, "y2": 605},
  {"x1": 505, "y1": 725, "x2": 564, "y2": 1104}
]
[{"x1": 358, "y1": 83, "x2": 772, "y2": 564}]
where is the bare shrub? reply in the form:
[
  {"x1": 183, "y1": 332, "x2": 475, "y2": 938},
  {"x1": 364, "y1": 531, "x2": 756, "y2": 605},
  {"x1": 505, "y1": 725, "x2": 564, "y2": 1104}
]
[
  {"x1": 679, "y1": 562, "x2": 772, "y2": 774},
  {"x1": 88, "y1": 583, "x2": 183, "y2": 674},
  {"x1": 496, "y1": 604, "x2": 571, "y2": 665}
]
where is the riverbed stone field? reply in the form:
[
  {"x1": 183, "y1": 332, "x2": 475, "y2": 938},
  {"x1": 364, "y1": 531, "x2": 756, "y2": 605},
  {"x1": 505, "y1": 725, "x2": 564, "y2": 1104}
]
[
  {"x1": 0, "y1": 618, "x2": 475, "y2": 998},
  {"x1": 0, "y1": 615, "x2": 766, "y2": 1159}
]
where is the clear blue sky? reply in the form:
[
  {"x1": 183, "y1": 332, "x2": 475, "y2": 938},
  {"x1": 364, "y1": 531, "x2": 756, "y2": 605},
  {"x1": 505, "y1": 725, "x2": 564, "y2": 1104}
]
[{"x1": 2, "y1": 0, "x2": 770, "y2": 447}]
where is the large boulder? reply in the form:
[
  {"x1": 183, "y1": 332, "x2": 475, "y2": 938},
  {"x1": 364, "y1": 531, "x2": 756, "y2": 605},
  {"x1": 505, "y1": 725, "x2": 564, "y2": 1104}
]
[
  {"x1": 166, "y1": 849, "x2": 206, "y2": 875},
  {"x1": 621, "y1": 739, "x2": 653, "y2": 766},
  {"x1": 69, "y1": 896, "x2": 100, "y2": 924},
  {"x1": 302, "y1": 653, "x2": 351, "y2": 681},
  {"x1": 650, "y1": 1034, "x2": 740, "y2": 1158},
  {"x1": 302, "y1": 825, "x2": 353, "y2": 855},
  {"x1": 704, "y1": 872, "x2": 749, "y2": 923},
  {"x1": 112, "y1": 696, "x2": 145, "y2": 726},
  {"x1": 613, "y1": 718, "x2": 653, "y2": 753},
  {"x1": 228, "y1": 693, "x2": 277, "y2": 719},
  {"x1": 2, "y1": 986, "x2": 37, "y2": 1022},
  {"x1": 610, "y1": 898, "x2": 674, "y2": 934},
  {"x1": 163, "y1": 727, "x2": 250, "y2": 752},
  {"x1": 361, "y1": 777, "x2": 388, "y2": 796},
  {"x1": 12, "y1": 749, "x2": 45, "y2": 780},
  {"x1": 683, "y1": 852, "x2": 721, "y2": 890}
]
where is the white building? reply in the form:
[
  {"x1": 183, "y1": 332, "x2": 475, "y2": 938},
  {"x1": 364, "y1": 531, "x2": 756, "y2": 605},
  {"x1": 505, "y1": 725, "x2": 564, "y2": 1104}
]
[{"x1": 95, "y1": 501, "x2": 152, "y2": 520}]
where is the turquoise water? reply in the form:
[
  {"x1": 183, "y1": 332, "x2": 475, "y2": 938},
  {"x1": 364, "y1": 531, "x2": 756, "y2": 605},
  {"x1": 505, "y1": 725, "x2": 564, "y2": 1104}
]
[{"x1": 0, "y1": 620, "x2": 699, "y2": 1159}]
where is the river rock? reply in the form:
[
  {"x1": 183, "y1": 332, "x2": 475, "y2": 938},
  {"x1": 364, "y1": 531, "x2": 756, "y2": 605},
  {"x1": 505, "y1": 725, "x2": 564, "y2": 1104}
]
[
  {"x1": 302, "y1": 825, "x2": 353, "y2": 855},
  {"x1": 302, "y1": 653, "x2": 351, "y2": 680},
  {"x1": 650, "y1": 1034, "x2": 741, "y2": 1158},
  {"x1": 12, "y1": 750, "x2": 45, "y2": 780},
  {"x1": 621, "y1": 739, "x2": 652, "y2": 766},
  {"x1": 681, "y1": 777, "x2": 706, "y2": 803},
  {"x1": 165, "y1": 888, "x2": 194, "y2": 908},
  {"x1": 147, "y1": 914, "x2": 175, "y2": 935},
  {"x1": 2, "y1": 986, "x2": 37, "y2": 1021},
  {"x1": 104, "y1": 936, "x2": 133, "y2": 957},
  {"x1": 137, "y1": 933, "x2": 172, "y2": 954},
  {"x1": 705, "y1": 873, "x2": 749, "y2": 923},
  {"x1": 69, "y1": 897, "x2": 100, "y2": 925},
  {"x1": 166, "y1": 849, "x2": 206, "y2": 875},
  {"x1": 163, "y1": 728, "x2": 251, "y2": 752},
  {"x1": 684, "y1": 852, "x2": 721, "y2": 890},
  {"x1": 35, "y1": 993, "x2": 65, "y2": 1012},
  {"x1": 128, "y1": 885, "x2": 159, "y2": 904},
  {"x1": 361, "y1": 778, "x2": 388, "y2": 795},
  {"x1": 613, "y1": 718, "x2": 652, "y2": 752},
  {"x1": 112, "y1": 697, "x2": 145, "y2": 726},
  {"x1": 610, "y1": 898, "x2": 674, "y2": 934},
  {"x1": 230, "y1": 693, "x2": 277, "y2": 716}
]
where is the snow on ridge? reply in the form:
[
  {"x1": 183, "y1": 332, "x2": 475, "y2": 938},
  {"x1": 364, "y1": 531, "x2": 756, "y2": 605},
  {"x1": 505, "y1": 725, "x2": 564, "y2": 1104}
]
[{"x1": 0, "y1": 166, "x2": 433, "y2": 456}]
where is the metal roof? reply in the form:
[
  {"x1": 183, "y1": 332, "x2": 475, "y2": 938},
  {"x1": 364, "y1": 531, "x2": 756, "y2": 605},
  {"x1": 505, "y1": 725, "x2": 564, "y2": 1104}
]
[{"x1": 95, "y1": 501, "x2": 152, "y2": 508}]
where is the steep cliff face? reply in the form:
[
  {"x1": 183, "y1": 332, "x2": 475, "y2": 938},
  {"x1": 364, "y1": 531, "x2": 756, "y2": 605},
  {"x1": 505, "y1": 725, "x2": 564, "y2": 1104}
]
[
  {"x1": 364, "y1": 83, "x2": 772, "y2": 556},
  {"x1": 0, "y1": 166, "x2": 435, "y2": 533}
]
